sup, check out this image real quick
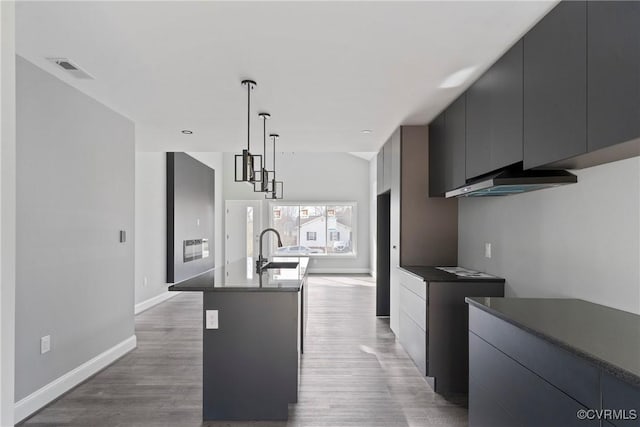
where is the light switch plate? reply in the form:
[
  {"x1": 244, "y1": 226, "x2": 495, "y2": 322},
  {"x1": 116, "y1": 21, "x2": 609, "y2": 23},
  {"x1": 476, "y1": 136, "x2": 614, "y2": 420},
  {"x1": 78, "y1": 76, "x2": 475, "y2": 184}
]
[
  {"x1": 41, "y1": 335, "x2": 51, "y2": 354},
  {"x1": 206, "y1": 310, "x2": 219, "y2": 329},
  {"x1": 484, "y1": 243, "x2": 492, "y2": 259}
]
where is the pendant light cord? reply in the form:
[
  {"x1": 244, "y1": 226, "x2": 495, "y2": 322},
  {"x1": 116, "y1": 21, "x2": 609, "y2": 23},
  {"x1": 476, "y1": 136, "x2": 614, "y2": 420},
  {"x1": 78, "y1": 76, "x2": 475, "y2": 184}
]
[{"x1": 247, "y1": 84, "x2": 251, "y2": 152}]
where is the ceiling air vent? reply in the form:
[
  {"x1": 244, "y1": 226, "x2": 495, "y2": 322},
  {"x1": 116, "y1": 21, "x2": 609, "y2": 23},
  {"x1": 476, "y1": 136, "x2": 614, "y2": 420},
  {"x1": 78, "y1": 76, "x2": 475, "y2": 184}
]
[{"x1": 46, "y1": 58, "x2": 94, "y2": 79}]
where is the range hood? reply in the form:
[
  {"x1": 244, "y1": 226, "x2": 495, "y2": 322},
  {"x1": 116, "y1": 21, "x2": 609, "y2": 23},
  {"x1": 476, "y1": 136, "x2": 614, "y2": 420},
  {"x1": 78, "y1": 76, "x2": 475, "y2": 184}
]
[{"x1": 445, "y1": 169, "x2": 577, "y2": 198}]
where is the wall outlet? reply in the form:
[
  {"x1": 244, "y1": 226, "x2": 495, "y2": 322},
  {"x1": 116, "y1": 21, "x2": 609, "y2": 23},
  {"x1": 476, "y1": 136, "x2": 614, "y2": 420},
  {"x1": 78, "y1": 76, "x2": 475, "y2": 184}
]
[
  {"x1": 40, "y1": 335, "x2": 51, "y2": 354},
  {"x1": 143, "y1": 276, "x2": 148, "y2": 287},
  {"x1": 484, "y1": 243, "x2": 492, "y2": 259},
  {"x1": 206, "y1": 310, "x2": 219, "y2": 329}
]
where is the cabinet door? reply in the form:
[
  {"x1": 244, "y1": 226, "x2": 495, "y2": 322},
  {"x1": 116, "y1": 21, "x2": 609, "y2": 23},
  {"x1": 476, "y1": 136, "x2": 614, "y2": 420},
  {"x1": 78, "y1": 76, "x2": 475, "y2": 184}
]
[
  {"x1": 444, "y1": 94, "x2": 466, "y2": 191},
  {"x1": 587, "y1": 1, "x2": 640, "y2": 152},
  {"x1": 523, "y1": 1, "x2": 587, "y2": 169},
  {"x1": 389, "y1": 129, "x2": 401, "y2": 335},
  {"x1": 376, "y1": 149, "x2": 384, "y2": 195},
  {"x1": 428, "y1": 112, "x2": 446, "y2": 197},
  {"x1": 382, "y1": 140, "x2": 392, "y2": 193},
  {"x1": 466, "y1": 40, "x2": 523, "y2": 179},
  {"x1": 469, "y1": 332, "x2": 597, "y2": 427}
]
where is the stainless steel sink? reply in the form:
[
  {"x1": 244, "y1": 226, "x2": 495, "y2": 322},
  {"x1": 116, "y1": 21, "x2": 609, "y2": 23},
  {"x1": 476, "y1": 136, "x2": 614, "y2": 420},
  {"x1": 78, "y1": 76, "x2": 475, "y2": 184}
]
[{"x1": 262, "y1": 261, "x2": 299, "y2": 270}]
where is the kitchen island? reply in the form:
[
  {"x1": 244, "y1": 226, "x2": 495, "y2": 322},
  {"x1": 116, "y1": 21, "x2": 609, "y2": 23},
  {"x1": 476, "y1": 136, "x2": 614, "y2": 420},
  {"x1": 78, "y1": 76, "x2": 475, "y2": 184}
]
[{"x1": 169, "y1": 257, "x2": 309, "y2": 421}]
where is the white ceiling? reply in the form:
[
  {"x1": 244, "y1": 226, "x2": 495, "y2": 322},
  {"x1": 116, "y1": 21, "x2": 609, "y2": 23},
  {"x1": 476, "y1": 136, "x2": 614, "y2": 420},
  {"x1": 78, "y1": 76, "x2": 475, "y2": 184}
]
[{"x1": 16, "y1": 1, "x2": 556, "y2": 153}]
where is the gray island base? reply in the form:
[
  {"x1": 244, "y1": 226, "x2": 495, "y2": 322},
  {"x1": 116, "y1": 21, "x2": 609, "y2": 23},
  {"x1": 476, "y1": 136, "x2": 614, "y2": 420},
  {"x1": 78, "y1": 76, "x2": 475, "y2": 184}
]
[{"x1": 169, "y1": 257, "x2": 308, "y2": 421}]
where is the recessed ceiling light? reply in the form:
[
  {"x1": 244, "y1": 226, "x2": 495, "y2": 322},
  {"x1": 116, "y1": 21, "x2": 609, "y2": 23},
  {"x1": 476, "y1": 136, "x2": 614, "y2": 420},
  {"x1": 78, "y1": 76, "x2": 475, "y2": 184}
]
[
  {"x1": 181, "y1": 130, "x2": 193, "y2": 135},
  {"x1": 439, "y1": 66, "x2": 478, "y2": 89},
  {"x1": 361, "y1": 129, "x2": 373, "y2": 134}
]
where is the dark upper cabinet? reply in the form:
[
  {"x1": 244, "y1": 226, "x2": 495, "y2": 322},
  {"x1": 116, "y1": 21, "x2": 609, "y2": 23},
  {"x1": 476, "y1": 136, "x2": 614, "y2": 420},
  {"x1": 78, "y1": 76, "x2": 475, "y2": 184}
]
[
  {"x1": 377, "y1": 140, "x2": 392, "y2": 195},
  {"x1": 523, "y1": 1, "x2": 587, "y2": 169},
  {"x1": 383, "y1": 140, "x2": 392, "y2": 192},
  {"x1": 376, "y1": 149, "x2": 384, "y2": 194},
  {"x1": 444, "y1": 94, "x2": 467, "y2": 191},
  {"x1": 428, "y1": 112, "x2": 446, "y2": 197},
  {"x1": 587, "y1": 1, "x2": 640, "y2": 152},
  {"x1": 428, "y1": 95, "x2": 466, "y2": 197},
  {"x1": 466, "y1": 40, "x2": 523, "y2": 179}
]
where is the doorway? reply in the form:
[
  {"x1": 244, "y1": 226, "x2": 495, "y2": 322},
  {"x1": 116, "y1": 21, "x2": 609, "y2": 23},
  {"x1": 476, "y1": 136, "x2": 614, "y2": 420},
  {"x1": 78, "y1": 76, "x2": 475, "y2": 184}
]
[
  {"x1": 225, "y1": 200, "x2": 263, "y2": 265},
  {"x1": 376, "y1": 193, "x2": 391, "y2": 316}
]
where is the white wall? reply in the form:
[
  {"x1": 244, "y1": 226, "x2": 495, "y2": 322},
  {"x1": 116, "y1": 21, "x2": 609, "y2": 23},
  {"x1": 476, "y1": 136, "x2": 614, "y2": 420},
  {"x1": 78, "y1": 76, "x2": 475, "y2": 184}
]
[
  {"x1": 15, "y1": 56, "x2": 135, "y2": 412},
  {"x1": 134, "y1": 150, "x2": 224, "y2": 306},
  {"x1": 459, "y1": 157, "x2": 640, "y2": 315},
  {"x1": 223, "y1": 152, "x2": 371, "y2": 273},
  {"x1": 134, "y1": 152, "x2": 167, "y2": 305},
  {"x1": 0, "y1": 2, "x2": 16, "y2": 425}
]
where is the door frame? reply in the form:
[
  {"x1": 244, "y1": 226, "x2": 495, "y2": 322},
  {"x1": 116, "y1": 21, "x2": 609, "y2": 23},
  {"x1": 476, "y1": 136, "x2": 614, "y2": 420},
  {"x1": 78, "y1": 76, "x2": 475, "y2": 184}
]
[{"x1": 224, "y1": 200, "x2": 263, "y2": 265}]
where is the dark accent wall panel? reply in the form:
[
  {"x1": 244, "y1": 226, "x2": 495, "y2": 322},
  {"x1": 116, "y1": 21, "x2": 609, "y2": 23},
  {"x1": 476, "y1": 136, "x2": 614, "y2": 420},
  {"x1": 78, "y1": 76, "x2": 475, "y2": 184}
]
[{"x1": 166, "y1": 152, "x2": 215, "y2": 283}]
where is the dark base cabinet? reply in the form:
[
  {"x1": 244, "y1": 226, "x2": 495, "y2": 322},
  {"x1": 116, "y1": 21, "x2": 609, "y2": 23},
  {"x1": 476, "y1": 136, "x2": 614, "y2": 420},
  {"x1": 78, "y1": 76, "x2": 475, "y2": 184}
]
[
  {"x1": 469, "y1": 333, "x2": 595, "y2": 427},
  {"x1": 468, "y1": 302, "x2": 640, "y2": 427},
  {"x1": 397, "y1": 267, "x2": 504, "y2": 393}
]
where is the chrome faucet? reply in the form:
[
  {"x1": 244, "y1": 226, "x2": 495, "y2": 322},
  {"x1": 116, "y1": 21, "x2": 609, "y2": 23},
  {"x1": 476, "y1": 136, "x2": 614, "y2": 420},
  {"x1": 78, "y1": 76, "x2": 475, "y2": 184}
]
[{"x1": 256, "y1": 228, "x2": 283, "y2": 273}]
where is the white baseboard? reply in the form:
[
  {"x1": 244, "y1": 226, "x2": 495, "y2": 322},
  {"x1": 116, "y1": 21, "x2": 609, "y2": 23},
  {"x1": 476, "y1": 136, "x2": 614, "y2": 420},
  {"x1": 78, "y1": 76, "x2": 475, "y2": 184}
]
[
  {"x1": 14, "y1": 335, "x2": 137, "y2": 423},
  {"x1": 370, "y1": 269, "x2": 377, "y2": 279},
  {"x1": 308, "y1": 267, "x2": 371, "y2": 274},
  {"x1": 134, "y1": 290, "x2": 179, "y2": 315}
]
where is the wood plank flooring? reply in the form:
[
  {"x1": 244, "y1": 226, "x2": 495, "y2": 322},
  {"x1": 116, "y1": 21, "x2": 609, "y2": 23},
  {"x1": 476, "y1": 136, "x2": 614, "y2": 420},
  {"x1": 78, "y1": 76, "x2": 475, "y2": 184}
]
[{"x1": 20, "y1": 275, "x2": 467, "y2": 427}]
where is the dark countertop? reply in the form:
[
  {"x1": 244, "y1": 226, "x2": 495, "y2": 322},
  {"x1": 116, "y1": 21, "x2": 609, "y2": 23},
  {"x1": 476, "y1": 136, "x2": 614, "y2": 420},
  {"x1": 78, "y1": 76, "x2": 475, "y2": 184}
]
[
  {"x1": 466, "y1": 297, "x2": 640, "y2": 387},
  {"x1": 169, "y1": 257, "x2": 309, "y2": 292},
  {"x1": 400, "y1": 265, "x2": 505, "y2": 282}
]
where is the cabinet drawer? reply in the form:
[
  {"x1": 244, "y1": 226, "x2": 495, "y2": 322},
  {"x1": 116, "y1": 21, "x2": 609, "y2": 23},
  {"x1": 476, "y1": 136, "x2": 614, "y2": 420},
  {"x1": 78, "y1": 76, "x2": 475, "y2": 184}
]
[
  {"x1": 469, "y1": 376, "x2": 519, "y2": 427},
  {"x1": 469, "y1": 332, "x2": 596, "y2": 427},
  {"x1": 399, "y1": 310, "x2": 426, "y2": 375},
  {"x1": 601, "y1": 373, "x2": 640, "y2": 427},
  {"x1": 469, "y1": 306, "x2": 600, "y2": 409},
  {"x1": 398, "y1": 268, "x2": 426, "y2": 300},
  {"x1": 399, "y1": 284, "x2": 426, "y2": 331}
]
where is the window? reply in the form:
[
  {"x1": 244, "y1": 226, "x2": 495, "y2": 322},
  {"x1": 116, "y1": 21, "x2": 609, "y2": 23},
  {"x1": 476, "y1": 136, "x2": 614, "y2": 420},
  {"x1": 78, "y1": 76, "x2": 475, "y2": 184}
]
[{"x1": 271, "y1": 203, "x2": 356, "y2": 256}]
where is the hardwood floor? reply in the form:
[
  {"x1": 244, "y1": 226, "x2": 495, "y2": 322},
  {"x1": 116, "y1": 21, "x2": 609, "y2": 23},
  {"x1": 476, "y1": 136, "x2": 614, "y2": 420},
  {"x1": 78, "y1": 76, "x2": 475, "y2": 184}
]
[{"x1": 20, "y1": 275, "x2": 467, "y2": 427}]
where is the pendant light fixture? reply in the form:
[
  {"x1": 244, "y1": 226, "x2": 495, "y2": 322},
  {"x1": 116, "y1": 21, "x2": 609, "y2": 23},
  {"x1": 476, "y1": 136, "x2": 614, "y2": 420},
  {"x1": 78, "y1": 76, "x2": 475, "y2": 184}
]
[
  {"x1": 235, "y1": 80, "x2": 263, "y2": 183},
  {"x1": 265, "y1": 133, "x2": 284, "y2": 200},
  {"x1": 254, "y1": 112, "x2": 273, "y2": 193}
]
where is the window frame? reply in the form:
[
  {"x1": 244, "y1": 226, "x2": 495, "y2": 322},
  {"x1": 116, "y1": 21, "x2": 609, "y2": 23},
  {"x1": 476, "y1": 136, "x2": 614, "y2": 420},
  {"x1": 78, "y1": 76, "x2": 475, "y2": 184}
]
[{"x1": 269, "y1": 201, "x2": 357, "y2": 258}]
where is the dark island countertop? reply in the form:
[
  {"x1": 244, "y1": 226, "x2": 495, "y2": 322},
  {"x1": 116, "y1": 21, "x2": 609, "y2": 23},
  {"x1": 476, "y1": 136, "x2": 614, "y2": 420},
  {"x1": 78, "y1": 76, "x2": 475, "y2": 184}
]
[
  {"x1": 169, "y1": 257, "x2": 309, "y2": 292},
  {"x1": 466, "y1": 297, "x2": 640, "y2": 387},
  {"x1": 400, "y1": 265, "x2": 505, "y2": 282}
]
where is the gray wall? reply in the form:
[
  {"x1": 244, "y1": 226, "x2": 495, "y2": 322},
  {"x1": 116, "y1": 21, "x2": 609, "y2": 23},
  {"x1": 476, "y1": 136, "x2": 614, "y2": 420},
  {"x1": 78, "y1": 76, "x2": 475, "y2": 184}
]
[
  {"x1": 168, "y1": 153, "x2": 215, "y2": 282},
  {"x1": 134, "y1": 151, "x2": 224, "y2": 305},
  {"x1": 223, "y1": 152, "x2": 371, "y2": 273},
  {"x1": 459, "y1": 156, "x2": 640, "y2": 315},
  {"x1": 15, "y1": 56, "x2": 135, "y2": 400}
]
